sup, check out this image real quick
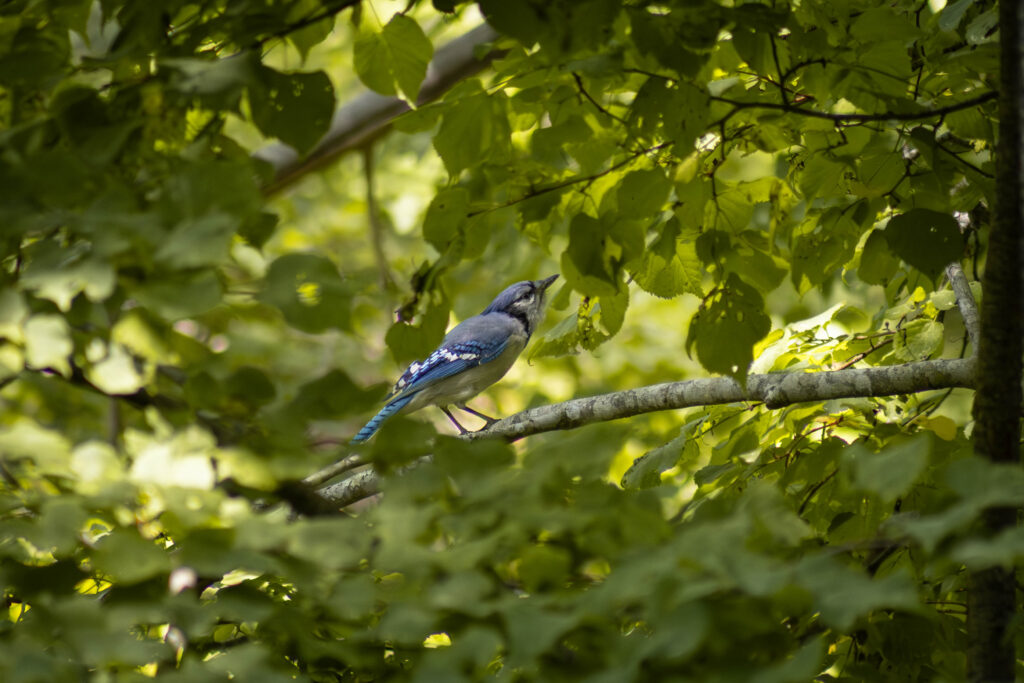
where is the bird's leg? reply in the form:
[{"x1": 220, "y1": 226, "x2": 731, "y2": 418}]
[
  {"x1": 440, "y1": 406, "x2": 471, "y2": 435},
  {"x1": 457, "y1": 404, "x2": 500, "y2": 427}
]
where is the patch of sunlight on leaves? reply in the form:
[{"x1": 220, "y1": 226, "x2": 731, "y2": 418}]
[
  {"x1": 423, "y1": 633, "x2": 452, "y2": 648},
  {"x1": 24, "y1": 314, "x2": 72, "y2": 376},
  {"x1": 128, "y1": 427, "x2": 217, "y2": 489},
  {"x1": 71, "y1": 441, "x2": 123, "y2": 491},
  {"x1": 85, "y1": 342, "x2": 146, "y2": 395}
]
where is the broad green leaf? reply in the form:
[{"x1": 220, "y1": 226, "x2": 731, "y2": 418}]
[
  {"x1": 86, "y1": 343, "x2": 144, "y2": 395},
  {"x1": 385, "y1": 295, "x2": 450, "y2": 364},
  {"x1": 353, "y1": 14, "x2": 433, "y2": 103},
  {"x1": 250, "y1": 67, "x2": 335, "y2": 154},
  {"x1": 845, "y1": 435, "x2": 931, "y2": 503},
  {"x1": 21, "y1": 242, "x2": 116, "y2": 311},
  {"x1": 518, "y1": 545, "x2": 572, "y2": 592},
  {"x1": 154, "y1": 212, "x2": 237, "y2": 269},
  {"x1": 952, "y1": 526, "x2": 1024, "y2": 570},
  {"x1": 564, "y1": 214, "x2": 619, "y2": 297},
  {"x1": 938, "y1": 0, "x2": 974, "y2": 32},
  {"x1": 795, "y1": 555, "x2": 918, "y2": 630},
  {"x1": 892, "y1": 319, "x2": 944, "y2": 361},
  {"x1": 617, "y1": 168, "x2": 672, "y2": 218},
  {"x1": 686, "y1": 274, "x2": 771, "y2": 383},
  {"x1": 423, "y1": 187, "x2": 469, "y2": 250},
  {"x1": 884, "y1": 209, "x2": 964, "y2": 282},
  {"x1": 225, "y1": 366, "x2": 276, "y2": 409},
  {"x1": 135, "y1": 271, "x2": 223, "y2": 320},
  {"x1": 631, "y1": 218, "x2": 703, "y2": 298},
  {"x1": 434, "y1": 82, "x2": 510, "y2": 176},
  {"x1": 858, "y1": 229, "x2": 900, "y2": 285},
  {"x1": 0, "y1": 420, "x2": 71, "y2": 473},
  {"x1": 622, "y1": 432, "x2": 692, "y2": 489},
  {"x1": 259, "y1": 253, "x2": 351, "y2": 333},
  {"x1": 285, "y1": 369, "x2": 384, "y2": 421},
  {"x1": 92, "y1": 529, "x2": 172, "y2": 584},
  {"x1": 24, "y1": 314, "x2": 72, "y2": 377},
  {"x1": 0, "y1": 290, "x2": 28, "y2": 342}
]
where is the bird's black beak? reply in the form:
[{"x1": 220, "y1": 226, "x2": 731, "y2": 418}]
[{"x1": 537, "y1": 274, "x2": 559, "y2": 291}]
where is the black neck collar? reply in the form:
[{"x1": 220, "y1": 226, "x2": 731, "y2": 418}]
[{"x1": 502, "y1": 309, "x2": 531, "y2": 337}]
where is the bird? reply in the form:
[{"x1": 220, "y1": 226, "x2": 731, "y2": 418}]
[{"x1": 352, "y1": 274, "x2": 559, "y2": 443}]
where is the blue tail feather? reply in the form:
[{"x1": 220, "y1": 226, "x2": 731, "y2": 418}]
[{"x1": 351, "y1": 394, "x2": 415, "y2": 443}]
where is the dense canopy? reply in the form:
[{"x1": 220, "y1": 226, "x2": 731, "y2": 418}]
[{"x1": 0, "y1": 0, "x2": 1020, "y2": 681}]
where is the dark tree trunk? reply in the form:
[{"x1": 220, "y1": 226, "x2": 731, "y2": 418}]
[{"x1": 967, "y1": 0, "x2": 1024, "y2": 680}]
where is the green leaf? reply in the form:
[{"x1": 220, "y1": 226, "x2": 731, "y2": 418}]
[
  {"x1": 795, "y1": 555, "x2": 918, "y2": 630},
  {"x1": 596, "y1": 285, "x2": 628, "y2": 336},
  {"x1": 434, "y1": 81, "x2": 510, "y2": 176},
  {"x1": 155, "y1": 212, "x2": 237, "y2": 269},
  {"x1": 564, "y1": 214, "x2": 619, "y2": 297},
  {"x1": 353, "y1": 14, "x2": 433, "y2": 103},
  {"x1": 86, "y1": 343, "x2": 144, "y2": 395},
  {"x1": 518, "y1": 545, "x2": 572, "y2": 592},
  {"x1": 423, "y1": 187, "x2": 469, "y2": 250},
  {"x1": 938, "y1": 0, "x2": 974, "y2": 32},
  {"x1": 135, "y1": 271, "x2": 223, "y2": 320},
  {"x1": 799, "y1": 156, "x2": 847, "y2": 201},
  {"x1": 250, "y1": 67, "x2": 335, "y2": 154},
  {"x1": 285, "y1": 369, "x2": 384, "y2": 421},
  {"x1": 858, "y1": 229, "x2": 900, "y2": 285},
  {"x1": 631, "y1": 218, "x2": 703, "y2": 298},
  {"x1": 24, "y1": 314, "x2": 72, "y2": 377},
  {"x1": 259, "y1": 253, "x2": 351, "y2": 333},
  {"x1": 617, "y1": 168, "x2": 672, "y2": 218},
  {"x1": 92, "y1": 529, "x2": 171, "y2": 584},
  {"x1": 884, "y1": 209, "x2": 964, "y2": 282},
  {"x1": 621, "y1": 432, "x2": 693, "y2": 489},
  {"x1": 845, "y1": 435, "x2": 931, "y2": 504},
  {"x1": 686, "y1": 274, "x2": 771, "y2": 383},
  {"x1": 892, "y1": 319, "x2": 944, "y2": 361},
  {"x1": 162, "y1": 54, "x2": 255, "y2": 108},
  {"x1": 21, "y1": 242, "x2": 116, "y2": 311},
  {"x1": 225, "y1": 366, "x2": 277, "y2": 408},
  {"x1": 952, "y1": 526, "x2": 1024, "y2": 570},
  {"x1": 286, "y1": 0, "x2": 336, "y2": 59},
  {"x1": 0, "y1": 290, "x2": 28, "y2": 342},
  {"x1": 791, "y1": 209, "x2": 861, "y2": 292},
  {"x1": 385, "y1": 295, "x2": 450, "y2": 365}
]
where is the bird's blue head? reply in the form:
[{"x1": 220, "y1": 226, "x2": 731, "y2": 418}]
[{"x1": 482, "y1": 274, "x2": 558, "y2": 336}]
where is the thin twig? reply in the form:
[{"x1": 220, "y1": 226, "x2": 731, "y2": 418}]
[
  {"x1": 572, "y1": 72, "x2": 629, "y2": 126},
  {"x1": 709, "y1": 91, "x2": 997, "y2": 124},
  {"x1": 362, "y1": 145, "x2": 394, "y2": 290},
  {"x1": 831, "y1": 338, "x2": 894, "y2": 371},
  {"x1": 466, "y1": 142, "x2": 671, "y2": 218}
]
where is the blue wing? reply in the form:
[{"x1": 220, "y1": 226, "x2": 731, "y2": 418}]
[
  {"x1": 350, "y1": 313, "x2": 517, "y2": 444},
  {"x1": 386, "y1": 337, "x2": 509, "y2": 404},
  {"x1": 350, "y1": 338, "x2": 508, "y2": 444}
]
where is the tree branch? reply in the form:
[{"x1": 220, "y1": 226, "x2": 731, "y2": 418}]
[
  {"x1": 946, "y1": 262, "x2": 979, "y2": 352},
  {"x1": 710, "y1": 91, "x2": 997, "y2": 125},
  {"x1": 321, "y1": 356, "x2": 976, "y2": 508},
  {"x1": 474, "y1": 358, "x2": 976, "y2": 441},
  {"x1": 257, "y1": 24, "x2": 500, "y2": 195}
]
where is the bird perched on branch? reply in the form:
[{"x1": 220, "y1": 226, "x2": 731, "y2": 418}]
[{"x1": 352, "y1": 274, "x2": 559, "y2": 443}]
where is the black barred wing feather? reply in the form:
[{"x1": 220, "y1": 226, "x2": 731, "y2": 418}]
[{"x1": 386, "y1": 339, "x2": 509, "y2": 404}]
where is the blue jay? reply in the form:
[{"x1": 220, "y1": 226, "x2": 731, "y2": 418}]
[{"x1": 352, "y1": 274, "x2": 558, "y2": 443}]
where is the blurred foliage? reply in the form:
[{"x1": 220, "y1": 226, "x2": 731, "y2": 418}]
[{"x1": 0, "y1": 0, "x2": 1014, "y2": 681}]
